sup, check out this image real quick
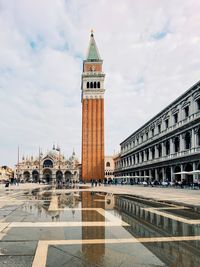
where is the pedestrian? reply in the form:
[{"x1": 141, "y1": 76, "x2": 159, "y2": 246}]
[
  {"x1": 5, "y1": 181, "x2": 9, "y2": 188},
  {"x1": 95, "y1": 180, "x2": 98, "y2": 187}
]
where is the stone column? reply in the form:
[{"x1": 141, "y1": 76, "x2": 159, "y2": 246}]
[
  {"x1": 155, "y1": 145, "x2": 159, "y2": 158},
  {"x1": 155, "y1": 169, "x2": 158, "y2": 181},
  {"x1": 194, "y1": 127, "x2": 199, "y2": 150},
  {"x1": 191, "y1": 128, "x2": 195, "y2": 149},
  {"x1": 162, "y1": 142, "x2": 166, "y2": 157},
  {"x1": 149, "y1": 148, "x2": 152, "y2": 160},
  {"x1": 144, "y1": 150, "x2": 147, "y2": 161},
  {"x1": 131, "y1": 155, "x2": 134, "y2": 165},
  {"x1": 170, "y1": 166, "x2": 174, "y2": 182},
  {"x1": 135, "y1": 155, "x2": 137, "y2": 165},
  {"x1": 180, "y1": 133, "x2": 185, "y2": 152},
  {"x1": 149, "y1": 169, "x2": 152, "y2": 181},
  {"x1": 162, "y1": 168, "x2": 165, "y2": 182},
  {"x1": 139, "y1": 153, "x2": 141, "y2": 164},
  {"x1": 181, "y1": 164, "x2": 184, "y2": 181},
  {"x1": 170, "y1": 138, "x2": 174, "y2": 155},
  {"x1": 193, "y1": 162, "x2": 196, "y2": 183}
]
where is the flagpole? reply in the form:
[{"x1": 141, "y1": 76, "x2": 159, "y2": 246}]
[
  {"x1": 17, "y1": 146, "x2": 19, "y2": 181},
  {"x1": 39, "y1": 147, "x2": 41, "y2": 183}
]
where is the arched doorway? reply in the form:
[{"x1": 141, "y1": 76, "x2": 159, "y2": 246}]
[
  {"x1": 23, "y1": 171, "x2": 30, "y2": 181},
  {"x1": 197, "y1": 162, "x2": 200, "y2": 170},
  {"x1": 32, "y1": 170, "x2": 39, "y2": 182},
  {"x1": 158, "y1": 168, "x2": 163, "y2": 182},
  {"x1": 65, "y1": 171, "x2": 72, "y2": 182},
  {"x1": 151, "y1": 169, "x2": 155, "y2": 181},
  {"x1": 43, "y1": 169, "x2": 52, "y2": 183},
  {"x1": 43, "y1": 159, "x2": 53, "y2": 168},
  {"x1": 166, "y1": 167, "x2": 171, "y2": 182},
  {"x1": 174, "y1": 166, "x2": 181, "y2": 181},
  {"x1": 56, "y1": 170, "x2": 63, "y2": 183},
  {"x1": 184, "y1": 163, "x2": 193, "y2": 184}
]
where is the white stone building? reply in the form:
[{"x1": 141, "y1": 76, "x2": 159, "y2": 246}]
[
  {"x1": 15, "y1": 147, "x2": 79, "y2": 183},
  {"x1": 115, "y1": 81, "x2": 200, "y2": 184},
  {"x1": 104, "y1": 156, "x2": 114, "y2": 179}
]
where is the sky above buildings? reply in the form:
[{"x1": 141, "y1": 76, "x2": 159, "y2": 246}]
[{"x1": 0, "y1": 0, "x2": 200, "y2": 166}]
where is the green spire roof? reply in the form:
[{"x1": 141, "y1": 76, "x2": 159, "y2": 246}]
[{"x1": 86, "y1": 31, "x2": 101, "y2": 61}]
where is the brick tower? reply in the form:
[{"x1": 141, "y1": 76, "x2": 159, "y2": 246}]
[{"x1": 81, "y1": 31, "x2": 105, "y2": 181}]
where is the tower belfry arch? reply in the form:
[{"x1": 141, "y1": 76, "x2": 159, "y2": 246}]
[{"x1": 81, "y1": 31, "x2": 105, "y2": 181}]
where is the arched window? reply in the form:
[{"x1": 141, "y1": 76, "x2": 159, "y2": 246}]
[
  {"x1": 90, "y1": 82, "x2": 93, "y2": 88},
  {"x1": 43, "y1": 159, "x2": 53, "y2": 168},
  {"x1": 106, "y1": 162, "x2": 110, "y2": 167},
  {"x1": 184, "y1": 106, "x2": 189, "y2": 118},
  {"x1": 97, "y1": 82, "x2": 100, "y2": 88},
  {"x1": 141, "y1": 151, "x2": 144, "y2": 162},
  {"x1": 87, "y1": 82, "x2": 89, "y2": 88},
  {"x1": 197, "y1": 128, "x2": 200, "y2": 146},
  {"x1": 197, "y1": 98, "x2": 200, "y2": 111},
  {"x1": 166, "y1": 140, "x2": 170, "y2": 155},
  {"x1": 158, "y1": 144, "x2": 162, "y2": 157},
  {"x1": 151, "y1": 147, "x2": 155, "y2": 159},
  {"x1": 94, "y1": 82, "x2": 96, "y2": 88},
  {"x1": 174, "y1": 137, "x2": 180, "y2": 152},
  {"x1": 184, "y1": 132, "x2": 191, "y2": 149}
]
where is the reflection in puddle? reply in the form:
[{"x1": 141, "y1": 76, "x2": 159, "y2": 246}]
[{"x1": 2, "y1": 188, "x2": 200, "y2": 266}]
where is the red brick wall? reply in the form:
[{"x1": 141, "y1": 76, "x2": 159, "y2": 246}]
[{"x1": 82, "y1": 98, "x2": 104, "y2": 181}]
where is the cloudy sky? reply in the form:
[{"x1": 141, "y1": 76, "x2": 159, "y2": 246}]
[{"x1": 0, "y1": 0, "x2": 200, "y2": 166}]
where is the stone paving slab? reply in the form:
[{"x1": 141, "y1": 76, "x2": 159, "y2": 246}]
[
  {"x1": 0, "y1": 256, "x2": 34, "y2": 267},
  {"x1": 0, "y1": 241, "x2": 37, "y2": 255}
]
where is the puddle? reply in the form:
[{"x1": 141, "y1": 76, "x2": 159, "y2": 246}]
[{"x1": 0, "y1": 189, "x2": 200, "y2": 266}]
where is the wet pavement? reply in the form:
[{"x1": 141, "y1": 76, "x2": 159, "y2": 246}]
[{"x1": 0, "y1": 186, "x2": 199, "y2": 266}]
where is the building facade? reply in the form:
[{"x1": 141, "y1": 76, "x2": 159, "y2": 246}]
[
  {"x1": 81, "y1": 31, "x2": 105, "y2": 181},
  {"x1": 15, "y1": 147, "x2": 79, "y2": 183},
  {"x1": 115, "y1": 81, "x2": 200, "y2": 184},
  {"x1": 104, "y1": 156, "x2": 114, "y2": 180}
]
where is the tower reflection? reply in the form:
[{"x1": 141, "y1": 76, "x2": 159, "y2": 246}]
[{"x1": 81, "y1": 191, "x2": 105, "y2": 265}]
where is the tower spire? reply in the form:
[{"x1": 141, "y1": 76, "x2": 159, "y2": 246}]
[
  {"x1": 91, "y1": 28, "x2": 94, "y2": 37},
  {"x1": 86, "y1": 30, "x2": 101, "y2": 61}
]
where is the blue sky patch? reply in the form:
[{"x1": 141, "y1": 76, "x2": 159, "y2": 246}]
[{"x1": 152, "y1": 30, "x2": 168, "y2": 40}]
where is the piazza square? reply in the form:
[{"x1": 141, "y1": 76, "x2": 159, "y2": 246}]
[{"x1": 0, "y1": 1, "x2": 200, "y2": 267}]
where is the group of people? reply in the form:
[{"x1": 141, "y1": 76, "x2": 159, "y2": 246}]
[
  {"x1": 90, "y1": 178, "x2": 118, "y2": 186},
  {"x1": 90, "y1": 179, "x2": 102, "y2": 187}
]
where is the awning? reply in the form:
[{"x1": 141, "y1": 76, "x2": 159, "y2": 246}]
[
  {"x1": 188, "y1": 170, "x2": 200, "y2": 174},
  {"x1": 174, "y1": 171, "x2": 192, "y2": 175}
]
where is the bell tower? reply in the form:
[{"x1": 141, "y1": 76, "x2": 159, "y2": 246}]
[{"x1": 81, "y1": 31, "x2": 105, "y2": 181}]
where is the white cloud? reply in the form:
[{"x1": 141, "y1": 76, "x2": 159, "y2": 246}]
[{"x1": 0, "y1": 0, "x2": 200, "y2": 166}]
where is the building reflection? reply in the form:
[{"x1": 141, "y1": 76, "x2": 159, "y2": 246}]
[
  {"x1": 115, "y1": 196, "x2": 200, "y2": 267},
  {"x1": 81, "y1": 191, "x2": 105, "y2": 265}
]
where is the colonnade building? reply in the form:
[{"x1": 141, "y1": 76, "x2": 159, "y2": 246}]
[{"x1": 114, "y1": 81, "x2": 200, "y2": 183}]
